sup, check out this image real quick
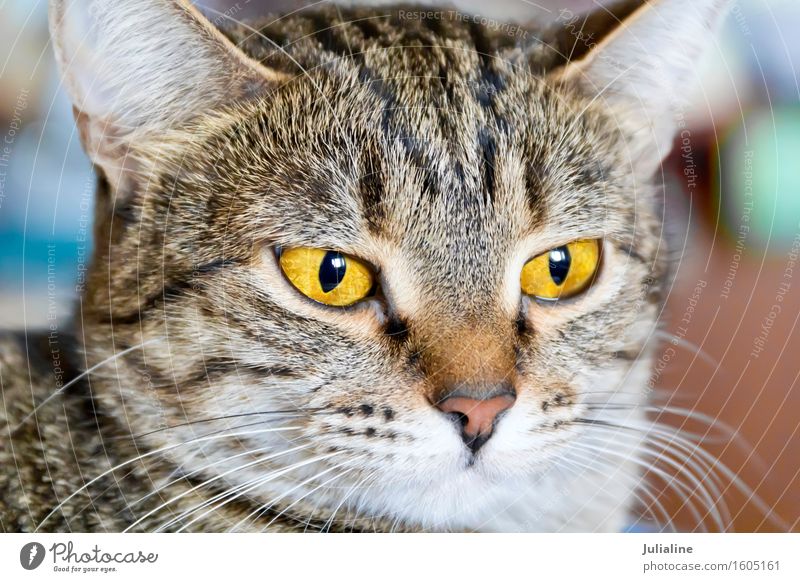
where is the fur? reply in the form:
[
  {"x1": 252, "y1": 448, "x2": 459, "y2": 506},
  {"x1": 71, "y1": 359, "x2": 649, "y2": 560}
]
[{"x1": 0, "y1": 0, "x2": 729, "y2": 532}]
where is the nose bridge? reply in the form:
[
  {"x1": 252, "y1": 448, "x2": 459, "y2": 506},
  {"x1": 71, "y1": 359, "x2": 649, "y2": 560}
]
[
  {"x1": 416, "y1": 316, "x2": 517, "y2": 401},
  {"x1": 401, "y1": 224, "x2": 517, "y2": 398}
]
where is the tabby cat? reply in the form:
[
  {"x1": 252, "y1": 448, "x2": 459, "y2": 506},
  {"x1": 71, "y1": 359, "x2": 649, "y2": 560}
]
[{"x1": 1, "y1": 0, "x2": 731, "y2": 532}]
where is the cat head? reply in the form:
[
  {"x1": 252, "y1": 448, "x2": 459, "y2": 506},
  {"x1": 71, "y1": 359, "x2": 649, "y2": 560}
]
[{"x1": 51, "y1": 0, "x2": 729, "y2": 530}]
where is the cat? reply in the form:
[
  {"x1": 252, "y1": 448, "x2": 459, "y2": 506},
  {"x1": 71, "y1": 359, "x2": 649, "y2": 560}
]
[{"x1": 0, "y1": 0, "x2": 733, "y2": 532}]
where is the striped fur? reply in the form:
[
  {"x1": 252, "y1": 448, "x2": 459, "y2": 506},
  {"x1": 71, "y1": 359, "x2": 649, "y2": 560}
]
[{"x1": 0, "y1": 0, "x2": 728, "y2": 532}]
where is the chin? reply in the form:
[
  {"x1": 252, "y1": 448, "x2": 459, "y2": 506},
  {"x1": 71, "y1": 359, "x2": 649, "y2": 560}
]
[{"x1": 342, "y1": 445, "x2": 556, "y2": 531}]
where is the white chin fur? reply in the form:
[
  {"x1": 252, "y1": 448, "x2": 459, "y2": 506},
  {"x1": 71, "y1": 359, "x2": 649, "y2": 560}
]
[{"x1": 342, "y1": 361, "x2": 652, "y2": 532}]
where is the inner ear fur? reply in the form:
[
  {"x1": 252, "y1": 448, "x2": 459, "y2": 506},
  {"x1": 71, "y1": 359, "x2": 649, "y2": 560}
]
[
  {"x1": 546, "y1": 0, "x2": 730, "y2": 173},
  {"x1": 49, "y1": 0, "x2": 286, "y2": 191}
]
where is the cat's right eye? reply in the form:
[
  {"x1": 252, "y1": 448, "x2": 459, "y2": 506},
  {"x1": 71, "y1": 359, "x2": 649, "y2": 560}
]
[{"x1": 278, "y1": 247, "x2": 376, "y2": 307}]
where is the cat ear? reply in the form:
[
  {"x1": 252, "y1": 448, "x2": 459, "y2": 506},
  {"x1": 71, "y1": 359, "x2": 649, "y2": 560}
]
[
  {"x1": 49, "y1": 0, "x2": 284, "y2": 190},
  {"x1": 551, "y1": 0, "x2": 730, "y2": 174}
]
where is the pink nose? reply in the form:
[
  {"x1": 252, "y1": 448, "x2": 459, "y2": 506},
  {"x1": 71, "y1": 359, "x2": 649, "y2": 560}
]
[{"x1": 436, "y1": 394, "x2": 516, "y2": 441}]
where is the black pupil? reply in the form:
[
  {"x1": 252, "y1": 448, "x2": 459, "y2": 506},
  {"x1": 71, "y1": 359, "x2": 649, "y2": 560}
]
[
  {"x1": 548, "y1": 246, "x2": 571, "y2": 285},
  {"x1": 319, "y1": 251, "x2": 347, "y2": 293}
]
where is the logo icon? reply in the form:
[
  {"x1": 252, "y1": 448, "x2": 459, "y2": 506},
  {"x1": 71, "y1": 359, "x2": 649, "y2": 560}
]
[{"x1": 20, "y1": 542, "x2": 46, "y2": 570}]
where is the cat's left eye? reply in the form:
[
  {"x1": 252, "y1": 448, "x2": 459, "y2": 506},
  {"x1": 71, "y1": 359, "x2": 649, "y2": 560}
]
[
  {"x1": 278, "y1": 247, "x2": 376, "y2": 307},
  {"x1": 521, "y1": 239, "x2": 601, "y2": 301}
]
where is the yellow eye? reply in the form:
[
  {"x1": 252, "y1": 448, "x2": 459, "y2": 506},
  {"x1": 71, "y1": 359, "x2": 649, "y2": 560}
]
[
  {"x1": 521, "y1": 239, "x2": 600, "y2": 301},
  {"x1": 279, "y1": 247, "x2": 375, "y2": 307}
]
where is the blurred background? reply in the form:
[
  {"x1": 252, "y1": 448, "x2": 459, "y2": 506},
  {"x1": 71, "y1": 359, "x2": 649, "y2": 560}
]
[{"x1": 0, "y1": 0, "x2": 798, "y2": 531}]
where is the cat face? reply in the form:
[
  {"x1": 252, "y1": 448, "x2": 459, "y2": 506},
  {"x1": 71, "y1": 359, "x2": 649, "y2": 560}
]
[
  {"x1": 51, "y1": 0, "x2": 729, "y2": 530},
  {"x1": 117, "y1": 69, "x2": 658, "y2": 528}
]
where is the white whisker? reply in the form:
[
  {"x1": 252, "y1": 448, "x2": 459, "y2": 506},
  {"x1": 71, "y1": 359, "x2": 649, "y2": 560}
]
[
  {"x1": 169, "y1": 451, "x2": 343, "y2": 532},
  {"x1": 123, "y1": 443, "x2": 312, "y2": 532},
  {"x1": 35, "y1": 426, "x2": 301, "y2": 531},
  {"x1": 13, "y1": 338, "x2": 161, "y2": 434}
]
